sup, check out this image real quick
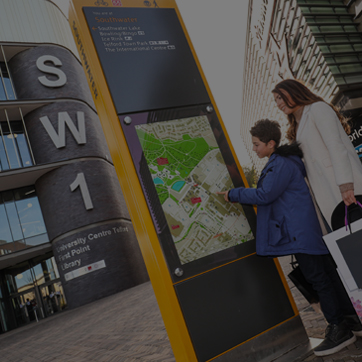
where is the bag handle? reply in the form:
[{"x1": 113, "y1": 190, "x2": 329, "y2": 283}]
[
  {"x1": 290, "y1": 255, "x2": 298, "y2": 269},
  {"x1": 344, "y1": 201, "x2": 362, "y2": 233}
]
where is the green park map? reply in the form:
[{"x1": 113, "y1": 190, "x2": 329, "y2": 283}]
[{"x1": 135, "y1": 116, "x2": 253, "y2": 264}]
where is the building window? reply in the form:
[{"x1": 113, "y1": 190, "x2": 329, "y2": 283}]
[
  {"x1": 0, "y1": 186, "x2": 48, "y2": 255},
  {"x1": 0, "y1": 63, "x2": 16, "y2": 101},
  {"x1": 0, "y1": 120, "x2": 33, "y2": 171}
]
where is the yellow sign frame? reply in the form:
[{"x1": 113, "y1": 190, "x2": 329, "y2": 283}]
[{"x1": 69, "y1": 1, "x2": 298, "y2": 360}]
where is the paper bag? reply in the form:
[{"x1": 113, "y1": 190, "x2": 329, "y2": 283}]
[{"x1": 323, "y1": 218, "x2": 362, "y2": 322}]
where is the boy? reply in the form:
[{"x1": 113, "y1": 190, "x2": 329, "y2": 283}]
[{"x1": 217, "y1": 119, "x2": 361, "y2": 356}]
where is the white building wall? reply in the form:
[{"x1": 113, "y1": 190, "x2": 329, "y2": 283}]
[{"x1": 0, "y1": 0, "x2": 78, "y2": 56}]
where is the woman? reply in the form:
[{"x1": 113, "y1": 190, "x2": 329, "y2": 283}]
[
  {"x1": 272, "y1": 79, "x2": 362, "y2": 355},
  {"x1": 272, "y1": 79, "x2": 362, "y2": 226}
]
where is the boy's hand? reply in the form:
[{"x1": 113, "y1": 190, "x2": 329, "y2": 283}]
[{"x1": 216, "y1": 191, "x2": 230, "y2": 202}]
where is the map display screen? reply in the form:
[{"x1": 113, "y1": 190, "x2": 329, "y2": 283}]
[{"x1": 135, "y1": 116, "x2": 254, "y2": 264}]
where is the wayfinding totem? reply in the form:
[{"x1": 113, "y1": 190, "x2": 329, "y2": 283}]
[{"x1": 70, "y1": 1, "x2": 308, "y2": 360}]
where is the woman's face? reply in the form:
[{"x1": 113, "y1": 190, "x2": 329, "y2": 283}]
[{"x1": 273, "y1": 90, "x2": 299, "y2": 115}]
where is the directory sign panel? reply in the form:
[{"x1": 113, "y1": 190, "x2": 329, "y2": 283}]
[{"x1": 82, "y1": 7, "x2": 210, "y2": 114}]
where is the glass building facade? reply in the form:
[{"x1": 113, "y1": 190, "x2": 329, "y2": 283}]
[
  {"x1": 0, "y1": 47, "x2": 56, "y2": 332},
  {"x1": 0, "y1": 186, "x2": 48, "y2": 255},
  {"x1": 0, "y1": 254, "x2": 65, "y2": 333},
  {"x1": 0, "y1": 50, "x2": 33, "y2": 172},
  {"x1": 0, "y1": 0, "x2": 148, "y2": 334},
  {"x1": 242, "y1": 0, "x2": 362, "y2": 174},
  {"x1": 0, "y1": 67, "x2": 86, "y2": 333}
]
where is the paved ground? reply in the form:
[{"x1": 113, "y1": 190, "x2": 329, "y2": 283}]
[
  {"x1": 1, "y1": 256, "x2": 362, "y2": 361},
  {"x1": 279, "y1": 256, "x2": 362, "y2": 362},
  {"x1": 0, "y1": 282, "x2": 175, "y2": 362}
]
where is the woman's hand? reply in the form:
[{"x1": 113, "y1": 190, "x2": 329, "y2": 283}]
[
  {"x1": 342, "y1": 189, "x2": 357, "y2": 206},
  {"x1": 216, "y1": 191, "x2": 230, "y2": 202}
]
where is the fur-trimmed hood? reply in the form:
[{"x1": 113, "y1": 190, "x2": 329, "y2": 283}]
[
  {"x1": 274, "y1": 142, "x2": 303, "y2": 158},
  {"x1": 267, "y1": 141, "x2": 306, "y2": 178}
]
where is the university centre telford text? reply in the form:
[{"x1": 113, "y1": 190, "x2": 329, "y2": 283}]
[{"x1": 56, "y1": 226, "x2": 129, "y2": 271}]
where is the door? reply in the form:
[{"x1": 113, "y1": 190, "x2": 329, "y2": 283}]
[
  {"x1": 39, "y1": 282, "x2": 66, "y2": 317},
  {"x1": 11, "y1": 288, "x2": 39, "y2": 326}
]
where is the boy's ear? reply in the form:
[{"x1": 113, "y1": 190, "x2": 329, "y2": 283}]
[{"x1": 268, "y1": 140, "x2": 276, "y2": 149}]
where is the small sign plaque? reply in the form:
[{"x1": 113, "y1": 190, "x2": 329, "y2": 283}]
[{"x1": 64, "y1": 260, "x2": 106, "y2": 281}]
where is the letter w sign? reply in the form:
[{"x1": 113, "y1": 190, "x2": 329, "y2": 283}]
[{"x1": 40, "y1": 111, "x2": 86, "y2": 148}]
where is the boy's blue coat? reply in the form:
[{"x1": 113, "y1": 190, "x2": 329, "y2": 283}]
[{"x1": 228, "y1": 144, "x2": 329, "y2": 256}]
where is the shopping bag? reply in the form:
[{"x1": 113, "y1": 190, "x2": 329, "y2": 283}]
[
  {"x1": 323, "y1": 202, "x2": 362, "y2": 321},
  {"x1": 288, "y1": 257, "x2": 319, "y2": 304}
]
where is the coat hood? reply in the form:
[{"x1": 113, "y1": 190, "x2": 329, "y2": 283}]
[
  {"x1": 270, "y1": 142, "x2": 306, "y2": 178},
  {"x1": 274, "y1": 142, "x2": 303, "y2": 158}
]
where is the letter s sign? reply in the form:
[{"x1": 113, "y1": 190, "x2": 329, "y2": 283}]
[{"x1": 36, "y1": 55, "x2": 67, "y2": 88}]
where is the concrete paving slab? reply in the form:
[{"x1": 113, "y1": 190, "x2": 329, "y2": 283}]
[
  {"x1": 1, "y1": 256, "x2": 362, "y2": 361},
  {"x1": 0, "y1": 282, "x2": 174, "y2": 362}
]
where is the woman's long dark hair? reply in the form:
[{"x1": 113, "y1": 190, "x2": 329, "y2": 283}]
[{"x1": 272, "y1": 79, "x2": 350, "y2": 142}]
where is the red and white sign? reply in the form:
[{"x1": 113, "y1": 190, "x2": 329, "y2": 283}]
[
  {"x1": 64, "y1": 260, "x2": 106, "y2": 281},
  {"x1": 111, "y1": 0, "x2": 122, "y2": 6}
]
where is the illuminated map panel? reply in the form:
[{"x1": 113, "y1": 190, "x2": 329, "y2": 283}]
[{"x1": 136, "y1": 116, "x2": 253, "y2": 264}]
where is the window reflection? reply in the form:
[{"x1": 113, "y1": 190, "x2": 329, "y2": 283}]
[
  {"x1": 16, "y1": 134, "x2": 33, "y2": 167},
  {"x1": 0, "y1": 63, "x2": 16, "y2": 101},
  {"x1": 33, "y1": 258, "x2": 60, "y2": 285},
  {"x1": 14, "y1": 270, "x2": 34, "y2": 293},
  {"x1": 0, "y1": 186, "x2": 48, "y2": 255},
  {"x1": 0, "y1": 200, "x2": 13, "y2": 244},
  {"x1": 24, "y1": 234, "x2": 49, "y2": 247},
  {"x1": 0, "y1": 82, "x2": 5, "y2": 100},
  {"x1": 3, "y1": 190, "x2": 23, "y2": 242},
  {"x1": 0, "y1": 135, "x2": 8, "y2": 170},
  {"x1": 32, "y1": 264, "x2": 44, "y2": 285},
  {"x1": 0, "y1": 121, "x2": 33, "y2": 171},
  {"x1": 14, "y1": 187, "x2": 46, "y2": 239}
]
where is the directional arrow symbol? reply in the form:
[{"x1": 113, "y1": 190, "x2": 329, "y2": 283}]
[{"x1": 92, "y1": 26, "x2": 98, "y2": 30}]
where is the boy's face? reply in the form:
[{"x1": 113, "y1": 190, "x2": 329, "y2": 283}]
[{"x1": 252, "y1": 136, "x2": 275, "y2": 158}]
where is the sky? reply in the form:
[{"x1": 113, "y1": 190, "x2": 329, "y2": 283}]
[{"x1": 52, "y1": 0, "x2": 252, "y2": 167}]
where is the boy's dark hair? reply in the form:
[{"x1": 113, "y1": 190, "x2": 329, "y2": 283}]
[{"x1": 250, "y1": 119, "x2": 281, "y2": 147}]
